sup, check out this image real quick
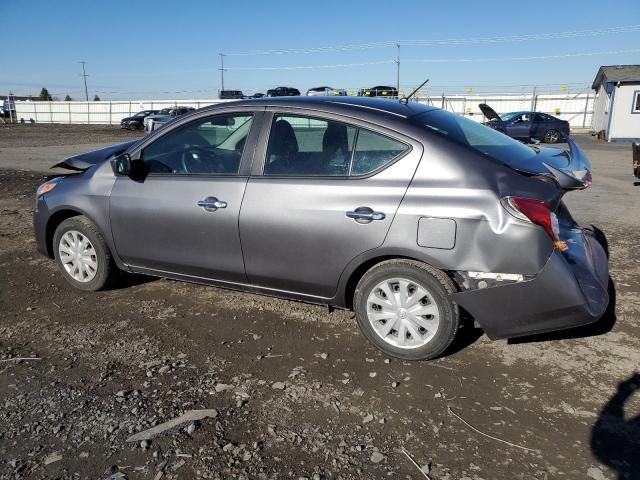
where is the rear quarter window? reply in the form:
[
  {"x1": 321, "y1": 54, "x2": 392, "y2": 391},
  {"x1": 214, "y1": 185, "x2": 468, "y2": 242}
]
[{"x1": 351, "y1": 130, "x2": 409, "y2": 176}]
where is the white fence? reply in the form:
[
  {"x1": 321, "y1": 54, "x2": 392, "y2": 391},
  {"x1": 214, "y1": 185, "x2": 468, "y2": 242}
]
[
  {"x1": 418, "y1": 93, "x2": 594, "y2": 129},
  {"x1": 12, "y1": 99, "x2": 227, "y2": 125},
  {"x1": 13, "y1": 93, "x2": 594, "y2": 128}
]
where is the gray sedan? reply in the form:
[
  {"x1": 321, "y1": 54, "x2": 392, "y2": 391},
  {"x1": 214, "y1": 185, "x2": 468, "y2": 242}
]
[{"x1": 33, "y1": 97, "x2": 609, "y2": 360}]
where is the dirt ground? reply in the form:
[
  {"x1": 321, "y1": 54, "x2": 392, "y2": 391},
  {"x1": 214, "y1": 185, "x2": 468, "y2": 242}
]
[{"x1": 1, "y1": 125, "x2": 639, "y2": 480}]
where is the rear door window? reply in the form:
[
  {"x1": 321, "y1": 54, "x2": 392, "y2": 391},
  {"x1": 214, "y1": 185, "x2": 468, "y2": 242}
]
[
  {"x1": 264, "y1": 114, "x2": 408, "y2": 177},
  {"x1": 264, "y1": 115, "x2": 356, "y2": 176}
]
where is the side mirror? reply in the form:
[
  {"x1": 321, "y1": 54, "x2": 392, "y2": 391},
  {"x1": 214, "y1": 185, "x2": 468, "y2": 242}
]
[{"x1": 111, "y1": 153, "x2": 132, "y2": 175}]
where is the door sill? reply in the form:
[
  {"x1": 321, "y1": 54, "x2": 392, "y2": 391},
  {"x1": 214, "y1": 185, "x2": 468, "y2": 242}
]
[{"x1": 128, "y1": 265, "x2": 339, "y2": 307}]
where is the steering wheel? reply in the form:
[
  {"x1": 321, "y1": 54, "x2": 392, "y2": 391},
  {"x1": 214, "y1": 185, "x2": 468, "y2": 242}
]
[{"x1": 180, "y1": 147, "x2": 224, "y2": 174}]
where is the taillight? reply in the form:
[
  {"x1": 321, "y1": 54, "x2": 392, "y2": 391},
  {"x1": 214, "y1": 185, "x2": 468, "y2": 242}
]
[{"x1": 501, "y1": 197, "x2": 568, "y2": 251}]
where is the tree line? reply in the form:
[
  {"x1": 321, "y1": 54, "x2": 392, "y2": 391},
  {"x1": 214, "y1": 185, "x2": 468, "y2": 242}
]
[{"x1": 38, "y1": 88, "x2": 100, "y2": 102}]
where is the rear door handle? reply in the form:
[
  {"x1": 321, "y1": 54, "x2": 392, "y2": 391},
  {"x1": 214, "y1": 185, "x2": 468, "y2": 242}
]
[
  {"x1": 197, "y1": 197, "x2": 227, "y2": 212},
  {"x1": 346, "y1": 207, "x2": 385, "y2": 223}
]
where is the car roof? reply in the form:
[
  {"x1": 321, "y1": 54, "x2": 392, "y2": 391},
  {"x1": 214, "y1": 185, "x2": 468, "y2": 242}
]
[{"x1": 201, "y1": 96, "x2": 437, "y2": 120}]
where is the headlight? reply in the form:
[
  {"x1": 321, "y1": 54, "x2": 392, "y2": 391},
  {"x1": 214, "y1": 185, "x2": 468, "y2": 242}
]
[{"x1": 36, "y1": 177, "x2": 63, "y2": 197}]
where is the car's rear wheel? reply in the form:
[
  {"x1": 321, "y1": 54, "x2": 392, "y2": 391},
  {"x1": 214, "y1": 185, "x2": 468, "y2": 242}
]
[
  {"x1": 353, "y1": 260, "x2": 459, "y2": 361},
  {"x1": 543, "y1": 129, "x2": 561, "y2": 144},
  {"x1": 53, "y1": 216, "x2": 117, "y2": 291}
]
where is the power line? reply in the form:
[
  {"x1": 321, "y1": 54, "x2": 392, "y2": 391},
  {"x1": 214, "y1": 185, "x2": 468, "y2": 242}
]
[
  {"x1": 404, "y1": 48, "x2": 640, "y2": 64},
  {"x1": 226, "y1": 60, "x2": 394, "y2": 71},
  {"x1": 224, "y1": 24, "x2": 640, "y2": 56},
  {"x1": 223, "y1": 48, "x2": 640, "y2": 71}
]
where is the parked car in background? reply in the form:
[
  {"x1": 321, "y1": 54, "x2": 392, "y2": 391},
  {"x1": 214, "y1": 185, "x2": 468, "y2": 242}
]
[
  {"x1": 479, "y1": 104, "x2": 570, "y2": 144},
  {"x1": 249, "y1": 93, "x2": 265, "y2": 99},
  {"x1": 306, "y1": 86, "x2": 347, "y2": 96},
  {"x1": 34, "y1": 97, "x2": 608, "y2": 361},
  {"x1": 266, "y1": 86, "x2": 300, "y2": 97},
  {"x1": 1, "y1": 98, "x2": 16, "y2": 117},
  {"x1": 120, "y1": 110, "x2": 159, "y2": 130},
  {"x1": 144, "y1": 107, "x2": 195, "y2": 133},
  {"x1": 359, "y1": 86, "x2": 398, "y2": 97},
  {"x1": 219, "y1": 90, "x2": 245, "y2": 100}
]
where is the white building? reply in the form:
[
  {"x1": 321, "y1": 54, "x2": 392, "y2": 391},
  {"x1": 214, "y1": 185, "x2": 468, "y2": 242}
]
[{"x1": 591, "y1": 65, "x2": 640, "y2": 141}]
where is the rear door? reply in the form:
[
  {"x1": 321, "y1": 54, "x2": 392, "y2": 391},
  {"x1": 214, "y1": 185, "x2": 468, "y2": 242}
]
[
  {"x1": 239, "y1": 111, "x2": 423, "y2": 298},
  {"x1": 530, "y1": 113, "x2": 548, "y2": 140},
  {"x1": 110, "y1": 109, "x2": 263, "y2": 282}
]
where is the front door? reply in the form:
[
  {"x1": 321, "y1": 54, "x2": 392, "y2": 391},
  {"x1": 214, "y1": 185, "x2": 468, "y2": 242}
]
[
  {"x1": 110, "y1": 111, "x2": 259, "y2": 282},
  {"x1": 505, "y1": 113, "x2": 532, "y2": 141},
  {"x1": 239, "y1": 113, "x2": 422, "y2": 298}
]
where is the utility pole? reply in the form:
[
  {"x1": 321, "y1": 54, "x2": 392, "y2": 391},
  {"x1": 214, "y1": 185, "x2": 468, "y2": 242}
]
[
  {"x1": 8, "y1": 91, "x2": 14, "y2": 123},
  {"x1": 79, "y1": 60, "x2": 89, "y2": 101},
  {"x1": 395, "y1": 43, "x2": 400, "y2": 96},
  {"x1": 218, "y1": 53, "x2": 227, "y2": 95}
]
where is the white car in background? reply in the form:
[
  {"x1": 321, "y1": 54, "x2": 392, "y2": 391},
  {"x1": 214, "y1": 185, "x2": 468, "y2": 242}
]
[
  {"x1": 306, "y1": 86, "x2": 347, "y2": 96},
  {"x1": 144, "y1": 107, "x2": 195, "y2": 133}
]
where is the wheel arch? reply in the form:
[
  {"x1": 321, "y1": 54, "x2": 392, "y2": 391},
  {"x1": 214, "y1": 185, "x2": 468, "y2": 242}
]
[
  {"x1": 45, "y1": 207, "x2": 116, "y2": 264},
  {"x1": 338, "y1": 250, "x2": 458, "y2": 310},
  {"x1": 44, "y1": 208, "x2": 86, "y2": 258}
]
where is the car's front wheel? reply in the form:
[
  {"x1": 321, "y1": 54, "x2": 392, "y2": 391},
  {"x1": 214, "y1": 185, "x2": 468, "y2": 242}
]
[
  {"x1": 53, "y1": 216, "x2": 117, "y2": 291},
  {"x1": 543, "y1": 129, "x2": 561, "y2": 144},
  {"x1": 353, "y1": 260, "x2": 459, "y2": 361}
]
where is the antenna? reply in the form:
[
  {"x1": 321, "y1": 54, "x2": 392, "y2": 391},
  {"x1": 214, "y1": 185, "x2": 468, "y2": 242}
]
[{"x1": 400, "y1": 78, "x2": 429, "y2": 104}]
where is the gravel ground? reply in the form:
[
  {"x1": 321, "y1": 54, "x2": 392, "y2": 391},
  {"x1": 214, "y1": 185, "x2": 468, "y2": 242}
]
[
  {"x1": 0, "y1": 123, "x2": 142, "y2": 148},
  {"x1": 0, "y1": 128, "x2": 639, "y2": 479},
  {"x1": 0, "y1": 124, "x2": 143, "y2": 174}
]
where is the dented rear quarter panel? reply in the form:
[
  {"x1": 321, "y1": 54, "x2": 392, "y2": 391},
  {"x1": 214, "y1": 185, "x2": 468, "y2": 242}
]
[{"x1": 385, "y1": 130, "x2": 557, "y2": 275}]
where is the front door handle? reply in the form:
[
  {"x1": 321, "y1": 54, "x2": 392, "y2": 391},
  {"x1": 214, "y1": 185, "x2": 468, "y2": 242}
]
[
  {"x1": 346, "y1": 207, "x2": 385, "y2": 223},
  {"x1": 197, "y1": 197, "x2": 227, "y2": 212}
]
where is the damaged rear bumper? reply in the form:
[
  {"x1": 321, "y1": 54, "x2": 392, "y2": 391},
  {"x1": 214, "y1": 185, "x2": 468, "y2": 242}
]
[{"x1": 454, "y1": 227, "x2": 609, "y2": 339}]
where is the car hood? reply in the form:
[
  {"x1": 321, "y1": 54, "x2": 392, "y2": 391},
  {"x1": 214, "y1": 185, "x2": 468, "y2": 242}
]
[
  {"x1": 121, "y1": 116, "x2": 137, "y2": 122},
  {"x1": 479, "y1": 103, "x2": 502, "y2": 122},
  {"x1": 52, "y1": 140, "x2": 138, "y2": 171},
  {"x1": 509, "y1": 138, "x2": 592, "y2": 190}
]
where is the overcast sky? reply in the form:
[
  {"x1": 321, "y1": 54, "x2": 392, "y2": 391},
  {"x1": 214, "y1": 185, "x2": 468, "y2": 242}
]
[{"x1": 3, "y1": 0, "x2": 640, "y2": 99}]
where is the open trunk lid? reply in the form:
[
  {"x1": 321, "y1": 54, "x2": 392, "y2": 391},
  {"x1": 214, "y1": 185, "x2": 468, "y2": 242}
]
[{"x1": 52, "y1": 140, "x2": 138, "y2": 171}]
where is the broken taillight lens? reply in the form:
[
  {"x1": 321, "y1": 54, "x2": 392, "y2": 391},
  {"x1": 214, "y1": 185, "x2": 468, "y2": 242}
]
[{"x1": 502, "y1": 197, "x2": 568, "y2": 251}]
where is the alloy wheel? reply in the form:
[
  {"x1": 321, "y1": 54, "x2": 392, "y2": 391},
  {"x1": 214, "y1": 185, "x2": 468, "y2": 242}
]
[{"x1": 545, "y1": 130, "x2": 560, "y2": 143}]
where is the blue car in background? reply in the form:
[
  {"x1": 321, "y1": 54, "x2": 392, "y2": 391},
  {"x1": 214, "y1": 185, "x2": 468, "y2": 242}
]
[{"x1": 479, "y1": 103, "x2": 570, "y2": 144}]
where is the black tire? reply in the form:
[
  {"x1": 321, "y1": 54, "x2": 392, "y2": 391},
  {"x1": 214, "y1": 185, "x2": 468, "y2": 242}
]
[
  {"x1": 543, "y1": 129, "x2": 561, "y2": 144},
  {"x1": 353, "y1": 260, "x2": 459, "y2": 361},
  {"x1": 53, "y1": 216, "x2": 117, "y2": 291}
]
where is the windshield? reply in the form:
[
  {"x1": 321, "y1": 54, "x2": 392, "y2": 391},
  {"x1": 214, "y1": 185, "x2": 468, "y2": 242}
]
[
  {"x1": 500, "y1": 111, "x2": 527, "y2": 122},
  {"x1": 411, "y1": 110, "x2": 536, "y2": 167}
]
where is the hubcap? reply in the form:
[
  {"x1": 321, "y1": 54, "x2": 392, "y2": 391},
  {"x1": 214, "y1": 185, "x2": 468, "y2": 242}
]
[
  {"x1": 366, "y1": 277, "x2": 440, "y2": 349},
  {"x1": 58, "y1": 230, "x2": 98, "y2": 283}
]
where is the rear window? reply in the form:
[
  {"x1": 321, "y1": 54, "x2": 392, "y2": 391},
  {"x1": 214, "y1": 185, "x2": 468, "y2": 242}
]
[{"x1": 410, "y1": 110, "x2": 536, "y2": 167}]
